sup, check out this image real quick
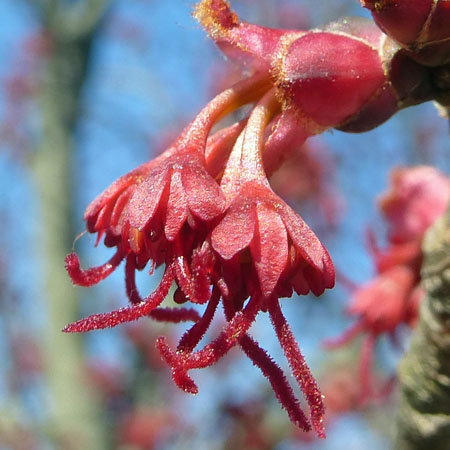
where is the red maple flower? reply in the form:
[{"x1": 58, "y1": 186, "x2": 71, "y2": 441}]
[
  {"x1": 326, "y1": 166, "x2": 450, "y2": 404},
  {"x1": 379, "y1": 166, "x2": 450, "y2": 244},
  {"x1": 63, "y1": 0, "x2": 444, "y2": 438},
  {"x1": 65, "y1": 72, "x2": 271, "y2": 331},
  {"x1": 156, "y1": 90, "x2": 334, "y2": 436}
]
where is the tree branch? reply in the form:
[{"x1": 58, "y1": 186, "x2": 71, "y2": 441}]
[
  {"x1": 30, "y1": 1, "x2": 110, "y2": 447},
  {"x1": 395, "y1": 204, "x2": 450, "y2": 450},
  {"x1": 32, "y1": 0, "x2": 109, "y2": 39}
]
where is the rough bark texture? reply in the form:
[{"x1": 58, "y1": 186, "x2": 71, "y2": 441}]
[
  {"x1": 395, "y1": 205, "x2": 450, "y2": 450},
  {"x1": 31, "y1": 1, "x2": 108, "y2": 448}
]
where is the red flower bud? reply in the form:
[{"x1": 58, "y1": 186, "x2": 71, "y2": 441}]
[
  {"x1": 362, "y1": 0, "x2": 450, "y2": 66},
  {"x1": 275, "y1": 25, "x2": 388, "y2": 127}
]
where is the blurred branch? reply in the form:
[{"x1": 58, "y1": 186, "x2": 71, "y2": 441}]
[
  {"x1": 395, "y1": 204, "x2": 450, "y2": 450},
  {"x1": 33, "y1": 0, "x2": 109, "y2": 39},
  {"x1": 29, "y1": 1, "x2": 110, "y2": 448}
]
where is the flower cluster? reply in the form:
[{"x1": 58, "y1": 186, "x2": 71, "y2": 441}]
[
  {"x1": 326, "y1": 166, "x2": 450, "y2": 404},
  {"x1": 64, "y1": 0, "x2": 449, "y2": 437}
]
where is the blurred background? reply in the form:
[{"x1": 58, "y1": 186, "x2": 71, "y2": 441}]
[{"x1": 0, "y1": 0, "x2": 449, "y2": 449}]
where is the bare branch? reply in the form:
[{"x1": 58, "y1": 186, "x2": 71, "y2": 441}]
[{"x1": 395, "y1": 204, "x2": 450, "y2": 450}]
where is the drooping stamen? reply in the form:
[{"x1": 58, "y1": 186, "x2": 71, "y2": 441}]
[
  {"x1": 221, "y1": 294, "x2": 311, "y2": 431},
  {"x1": 65, "y1": 250, "x2": 125, "y2": 287},
  {"x1": 178, "y1": 293, "x2": 260, "y2": 370},
  {"x1": 268, "y1": 297, "x2": 326, "y2": 439},
  {"x1": 177, "y1": 287, "x2": 221, "y2": 353},
  {"x1": 63, "y1": 265, "x2": 174, "y2": 332},
  {"x1": 240, "y1": 334, "x2": 312, "y2": 431},
  {"x1": 148, "y1": 307, "x2": 201, "y2": 323},
  {"x1": 157, "y1": 294, "x2": 261, "y2": 394}
]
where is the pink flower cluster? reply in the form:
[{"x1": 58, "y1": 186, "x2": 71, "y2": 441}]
[
  {"x1": 326, "y1": 166, "x2": 450, "y2": 403},
  {"x1": 64, "y1": 0, "x2": 450, "y2": 436}
]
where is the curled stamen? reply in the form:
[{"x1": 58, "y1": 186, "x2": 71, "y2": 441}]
[
  {"x1": 65, "y1": 250, "x2": 125, "y2": 287},
  {"x1": 63, "y1": 265, "x2": 174, "y2": 332}
]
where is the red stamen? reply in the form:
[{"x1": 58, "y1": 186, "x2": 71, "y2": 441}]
[
  {"x1": 63, "y1": 266, "x2": 174, "y2": 332},
  {"x1": 172, "y1": 254, "x2": 211, "y2": 304},
  {"x1": 240, "y1": 334, "x2": 312, "y2": 431},
  {"x1": 177, "y1": 288, "x2": 221, "y2": 353},
  {"x1": 148, "y1": 307, "x2": 200, "y2": 323},
  {"x1": 157, "y1": 294, "x2": 261, "y2": 394},
  {"x1": 156, "y1": 337, "x2": 199, "y2": 394},
  {"x1": 268, "y1": 297, "x2": 326, "y2": 438},
  {"x1": 125, "y1": 254, "x2": 143, "y2": 304},
  {"x1": 65, "y1": 250, "x2": 125, "y2": 287}
]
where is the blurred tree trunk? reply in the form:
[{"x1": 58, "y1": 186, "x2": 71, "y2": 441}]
[
  {"x1": 31, "y1": 1, "x2": 109, "y2": 448},
  {"x1": 395, "y1": 204, "x2": 450, "y2": 450}
]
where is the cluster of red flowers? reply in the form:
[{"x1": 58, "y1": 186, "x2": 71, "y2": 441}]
[
  {"x1": 326, "y1": 166, "x2": 450, "y2": 403},
  {"x1": 64, "y1": 0, "x2": 450, "y2": 437}
]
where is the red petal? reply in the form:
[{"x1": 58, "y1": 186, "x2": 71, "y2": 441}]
[
  {"x1": 182, "y1": 163, "x2": 225, "y2": 221},
  {"x1": 84, "y1": 161, "x2": 152, "y2": 223},
  {"x1": 194, "y1": 0, "x2": 291, "y2": 72},
  {"x1": 165, "y1": 170, "x2": 188, "y2": 241},
  {"x1": 279, "y1": 203, "x2": 335, "y2": 289},
  {"x1": 211, "y1": 200, "x2": 256, "y2": 259},
  {"x1": 110, "y1": 189, "x2": 132, "y2": 233},
  {"x1": 93, "y1": 201, "x2": 115, "y2": 234},
  {"x1": 250, "y1": 202, "x2": 288, "y2": 297},
  {"x1": 128, "y1": 165, "x2": 171, "y2": 230}
]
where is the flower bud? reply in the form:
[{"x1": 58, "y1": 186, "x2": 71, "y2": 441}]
[
  {"x1": 275, "y1": 22, "x2": 388, "y2": 127},
  {"x1": 362, "y1": 0, "x2": 450, "y2": 66}
]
